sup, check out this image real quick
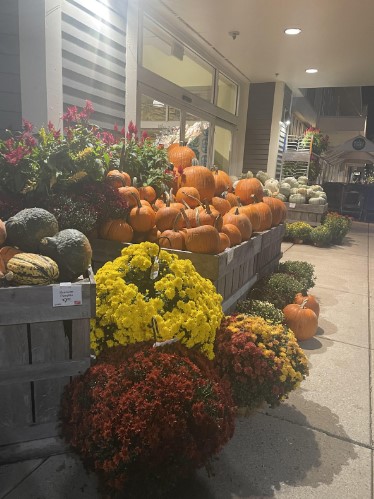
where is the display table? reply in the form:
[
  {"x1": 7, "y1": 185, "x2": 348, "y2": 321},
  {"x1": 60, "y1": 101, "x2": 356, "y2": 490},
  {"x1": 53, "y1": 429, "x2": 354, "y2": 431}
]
[{"x1": 91, "y1": 224, "x2": 285, "y2": 313}]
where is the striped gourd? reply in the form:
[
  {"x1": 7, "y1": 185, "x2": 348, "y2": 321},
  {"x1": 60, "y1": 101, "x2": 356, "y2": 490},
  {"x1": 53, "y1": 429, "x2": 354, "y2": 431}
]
[{"x1": 7, "y1": 253, "x2": 59, "y2": 285}]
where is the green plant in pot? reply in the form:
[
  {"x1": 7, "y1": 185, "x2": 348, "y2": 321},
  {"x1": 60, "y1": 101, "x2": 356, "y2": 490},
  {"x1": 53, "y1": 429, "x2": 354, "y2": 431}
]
[
  {"x1": 236, "y1": 299, "x2": 285, "y2": 324},
  {"x1": 250, "y1": 272, "x2": 305, "y2": 310},
  {"x1": 322, "y1": 212, "x2": 351, "y2": 244},
  {"x1": 310, "y1": 225, "x2": 333, "y2": 247},
  {"x1": 277, "y1": 260, "x2": 316, "y2": 291},
  {"x1": 285, "y1": 222, "x2": 313, "y2": 244}
]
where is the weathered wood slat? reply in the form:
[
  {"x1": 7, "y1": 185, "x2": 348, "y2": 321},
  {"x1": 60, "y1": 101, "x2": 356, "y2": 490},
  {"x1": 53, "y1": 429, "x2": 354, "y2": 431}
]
[
  {"x1": 0, "y1": 359, "x2": 91, "y2": 385},
  {"x1": 0, "y1": 268, "x2": 95, "y2": 326}
]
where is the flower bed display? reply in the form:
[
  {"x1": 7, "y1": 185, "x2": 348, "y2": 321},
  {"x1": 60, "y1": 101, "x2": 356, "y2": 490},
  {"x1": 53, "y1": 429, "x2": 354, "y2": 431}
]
[
  {"x1": 61, "y1": 342, "x2": 235, "y2": 497},
  {"x1": 214, "y1": 315, "x2": 309, "y2": 411},
  {"x1": 91, "y1": 242, "x2": 223, "y2": 359},
  {"x1": 0, "y1": 267, "x2": 95, "y2": 463}
]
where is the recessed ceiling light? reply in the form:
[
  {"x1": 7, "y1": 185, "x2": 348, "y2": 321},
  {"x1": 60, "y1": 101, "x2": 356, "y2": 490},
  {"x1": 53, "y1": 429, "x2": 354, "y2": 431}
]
[
  {"x1": 306, "y1": 68, "x2": 318, "y2": 74},
  {"x1": 285, "y1": 28, "x2": 301, "y2": 35}
]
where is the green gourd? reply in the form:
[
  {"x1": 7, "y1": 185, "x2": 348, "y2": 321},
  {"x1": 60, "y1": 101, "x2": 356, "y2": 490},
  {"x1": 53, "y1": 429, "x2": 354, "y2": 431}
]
[
  {"x1": 39, "y1": 229, "x2": 92, "y2": 281},
  {"x1": 5, "y1": 208, "x2": 59, "y2": 252},
  {"x1": 289, "y1": 194, "x2": 306, "y2": 204}
]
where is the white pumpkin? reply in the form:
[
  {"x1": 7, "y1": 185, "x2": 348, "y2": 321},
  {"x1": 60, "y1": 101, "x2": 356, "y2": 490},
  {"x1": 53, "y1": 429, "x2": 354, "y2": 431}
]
[
  {"x1": 283, "y1": 176, "x2": 299, "y2": 188},
  {"x1": 309, "y1": 197, "x2": 326, "y2": 205},
  {"x1": 289, "y1": 193, "x2": 306, "y2": 204},
  {"x1": 290, "y1": 187, "x2": 299, "y2": 195},
  {"x1": 298, "y1": 187, "x2": 308, "y2": 196},
  {"x1": 311, "y1": 184, "x2": 323, "y2": 192},
  {"x1": 256, "y1": 170, "x2": 270, "y2": 185},
  {"x1": 306, "y1": 188, "x2": 321, "y2": 199},
  {"x1": 298, "y1": 176, "x2": 309, "y2": 185},
  {"x1": 264, "y1": 178, "x2": 280, "y2": 193},
  {"x1": 279, "y1": 182, "x2": 291, "y2": 197}
]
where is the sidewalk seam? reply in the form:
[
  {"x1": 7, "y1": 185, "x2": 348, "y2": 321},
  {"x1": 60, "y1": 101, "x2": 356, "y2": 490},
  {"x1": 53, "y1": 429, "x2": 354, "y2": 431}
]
[
  {"x1": 1, "y1": 458, "x2": 47, "y2": 499},
  {"x1": 366, "y1": 223, "x2": 373, "y2": 498},
  {"x1": 259, "y1": 410, "x2": 374, "y2": 451}
]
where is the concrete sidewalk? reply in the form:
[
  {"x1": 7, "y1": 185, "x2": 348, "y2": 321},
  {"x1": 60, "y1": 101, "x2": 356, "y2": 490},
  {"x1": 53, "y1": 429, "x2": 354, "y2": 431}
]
[{"x1": 1, "y1": 221, "x2": 373, "y2": 499}]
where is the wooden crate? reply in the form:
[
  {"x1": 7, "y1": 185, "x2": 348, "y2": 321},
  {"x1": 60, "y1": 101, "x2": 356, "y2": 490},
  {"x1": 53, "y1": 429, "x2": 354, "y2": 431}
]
[
  {"x1": 91, "y1": 236, "x2": 262, "y2": 313},
  {"x1": 285, "y1": 202, "x2": 328, "y2": 225},
  {"x1": 0, "y1": 268, "x2": 95, "y2": 462},
  {"x1": 254, "y1": 224, "x2": 286, "y2": 279}
]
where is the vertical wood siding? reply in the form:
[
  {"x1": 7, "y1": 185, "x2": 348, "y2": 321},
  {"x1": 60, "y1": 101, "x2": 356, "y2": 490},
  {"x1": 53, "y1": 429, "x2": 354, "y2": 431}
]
[
  {"x1": 61, "y1": 0, "x2": 127, "y2": 130},
  {"x1": 0, "y1": 0, "x2": 22, "y2": 136},
  {"x1": 243, "y1": 83, "x2": 275, "y2": 175}
]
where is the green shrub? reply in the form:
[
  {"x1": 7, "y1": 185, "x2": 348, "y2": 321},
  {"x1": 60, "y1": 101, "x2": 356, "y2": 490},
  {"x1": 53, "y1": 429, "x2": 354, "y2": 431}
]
[
  {"x1": 322, "y1": 212, "x2": 351, "y2": 244},
  {"x1": 310, "y1": 225, "x2": 333, "y2": 247},
  {"x1": 235, "y1": 299, "x2": 285, "y2": 324},
  {"x1": 250, "y1": 273, "x2": 305, "y2": 310},
  {"x1": 277, "y1": 260, "x2": 316, "y2": 290},
  {"x1": 284, "y1": 222, "x2": 313, "y2": 242}
]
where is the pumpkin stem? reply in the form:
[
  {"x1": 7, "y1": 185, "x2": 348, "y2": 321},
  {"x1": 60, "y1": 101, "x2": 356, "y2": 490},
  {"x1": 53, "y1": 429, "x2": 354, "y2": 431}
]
[
  {"x1": 300, "y1": 298, "x2": 308, "y2": 309},
  {"x1": 195, "y1": 208, "x2": 201, "y2": 227},
  {"x1": 182, "y1": 191, "x2": 202, "y2": 206},
  {"x1": 203, "y1": 200, "x2": 212, "y2": 214},
  {"x1": 129, "y1": 191, "x2": 142, "y2": 209},
  {"x1": 214, "y1": 214, "x2": 222, "y2": 230},
  {"x1": 180, "y1": 208, "x2": 191, "y2": 229},
  {"x1": 157, "y1": 235, "x2": 173, "y2": 248},
  {"x1": 172, "y1": 212, "x2": 182, "y2": 232}
]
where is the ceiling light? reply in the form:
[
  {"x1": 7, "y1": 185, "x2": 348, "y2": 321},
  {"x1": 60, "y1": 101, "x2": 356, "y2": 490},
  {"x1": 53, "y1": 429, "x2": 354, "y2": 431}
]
[
  {"x1": 284, "y1": 28, "x2": 301, "y2": 35},
  {"x1": 306, "y1": 68, "x2": 318, "y2": 74}
]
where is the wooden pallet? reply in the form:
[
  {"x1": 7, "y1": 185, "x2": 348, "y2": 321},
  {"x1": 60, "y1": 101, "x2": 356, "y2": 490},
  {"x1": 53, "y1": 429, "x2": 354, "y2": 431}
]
[{"x1": 0, "y1": 268, "x2": 96, "y2": 462}]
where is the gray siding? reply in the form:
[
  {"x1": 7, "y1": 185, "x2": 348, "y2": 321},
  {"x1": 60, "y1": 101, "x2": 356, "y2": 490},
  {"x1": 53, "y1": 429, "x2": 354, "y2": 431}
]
[
  {"x1": 0, "y1": 0, "x2": 22, "y2": 136},
  {"x1": 61, "y1": 0, "x2": 127, "y2": 130},
  {"x1": 275, "y1": 84, "x2": 293, "y2": 178},
  {"x1": 243, "y1": 83, "x2": 275, "y2": 174}
]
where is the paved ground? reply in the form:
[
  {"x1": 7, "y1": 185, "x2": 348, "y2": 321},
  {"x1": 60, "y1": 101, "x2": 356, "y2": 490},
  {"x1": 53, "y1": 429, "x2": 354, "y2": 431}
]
[{"x1": 1, "y1": 221, "x2": 373, "y2": 499}]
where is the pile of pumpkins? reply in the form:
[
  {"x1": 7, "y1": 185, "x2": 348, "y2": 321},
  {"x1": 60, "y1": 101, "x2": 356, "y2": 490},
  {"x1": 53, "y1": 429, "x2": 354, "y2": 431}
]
[
  {"x1": 284, "y1": 292, "x2": 320, "y2": 342},
  {"x1": 0, "y1": 208, "x2": 92, "y2": 287},
  {"x1": 238, "y1": 170, "x2": 328, "y2": 206},
  {"x1": 100, "y1": 144, "x2": 287, "y2": 255}
]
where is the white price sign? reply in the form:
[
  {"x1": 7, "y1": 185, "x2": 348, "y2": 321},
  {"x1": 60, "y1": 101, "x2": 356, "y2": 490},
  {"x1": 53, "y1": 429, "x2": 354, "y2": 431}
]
[
  {"x1": 53, "y1": 283, "x2": 83, "y2": 307},
  {"x1": 289, "y1": 203, "x2": 296, "y2": 208}
]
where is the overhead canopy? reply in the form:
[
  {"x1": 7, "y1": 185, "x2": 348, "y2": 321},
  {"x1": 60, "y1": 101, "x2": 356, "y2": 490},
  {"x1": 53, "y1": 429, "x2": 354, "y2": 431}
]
[{"x1": 324, "y1": 135, "x2": 374, "y2": 166}]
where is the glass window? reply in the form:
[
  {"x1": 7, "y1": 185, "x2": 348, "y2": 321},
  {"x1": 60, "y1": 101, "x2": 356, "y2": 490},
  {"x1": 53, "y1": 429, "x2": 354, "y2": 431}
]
[
  {"x1": 217, "y1": 73, "x2": 238, "y2": 115},
  {"x1": 214, "y1": 126, "x2": 232, "y2": 172},
  {"x1": 185, "y1": 113, "x2": 210, "y2": 166},
  {"x1": 142, "y1": 17, "x2": 214, "y2": 103},
  {"x1": 140, "y1": 94, "x2": 181, "y2": 144}
]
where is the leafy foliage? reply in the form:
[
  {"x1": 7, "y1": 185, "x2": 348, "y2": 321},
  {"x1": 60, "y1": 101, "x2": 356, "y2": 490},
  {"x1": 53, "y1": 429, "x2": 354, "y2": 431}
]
[
  {"x1": 250, "y1": 272, "x2": 305, "y2": 309},
  {"x1": 235, "y1": 299, "x2": 285, "y2": 324},
  {"x1": 277, "y1": 260, "x2": 316, "y2": 291}
]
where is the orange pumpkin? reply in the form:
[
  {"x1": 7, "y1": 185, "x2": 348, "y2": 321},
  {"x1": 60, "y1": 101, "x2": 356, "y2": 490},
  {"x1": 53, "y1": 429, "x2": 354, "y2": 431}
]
[
  {"x1": 294, "y1": 293, "x2": 320, "y2": 318},
  {"x1": 168, "y1": 144, "x2": 196, "y2": 170},
  {"x1": 0, "y1": 219, "x2": 6, "y2": 245},
  {"x1": 211, "y1": 197, "x2": 231, "y2": 216},
  {"x1": 159, "y1": 213, "x2": 186, "y2": 250},
  {"x1": 155, "y1": 198, "x2": 183, "y2": 232},
  {"x1": 198, "y1": 202, "x2": 223, "y2": 231},
  {"x1": 218, "y1": 232, "x2": 231, "y2": 252},
  {"x1": 223, "y1": 192, "x2": 239, "y2": 207},
  {"x1": 106, "y1": 169, "x2": 131, "y2": 188},
  {"x1": 283, "y1": 300, "x2": 318, "y2": 341},
  {"x1": 262, "y1": 197, "x2": 287, "y2": 226},
  {"x1": 118, "y1": 186, "x2": 140, "y2": 208},
  {"x1": 184, "y1": 225, "x2": 221, "y2": 254},
  {"x1": 223, "y1": 207, "x2": 252, "y2": 241},
  {"x1": 235, "y1": 178, "x2": 264, "y2": 205},
  {"x1": 231, "y1": 204, "x2": 261, "y2": 233},
  {"x1": 138, "y1": 185, "x2": 157, "y2": 204},
  {"x1": 180, "y1": 165, "x2": 216, "y2": 202},
  {"x1": 99, "y1": 219, "x2": 133, "y2": 243},
  {"x1": 221, "y1": 224, "x2": 242, "y2": 247},
  {"x1": 175, "y1": 187, "x2": 201, "y2": 208},
  {"x1": 128, "y1": 193, "x2": 156, "y2": 233},
  {"x1": 211, "y1": 167, "x2": 233, "y2": 195}
]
